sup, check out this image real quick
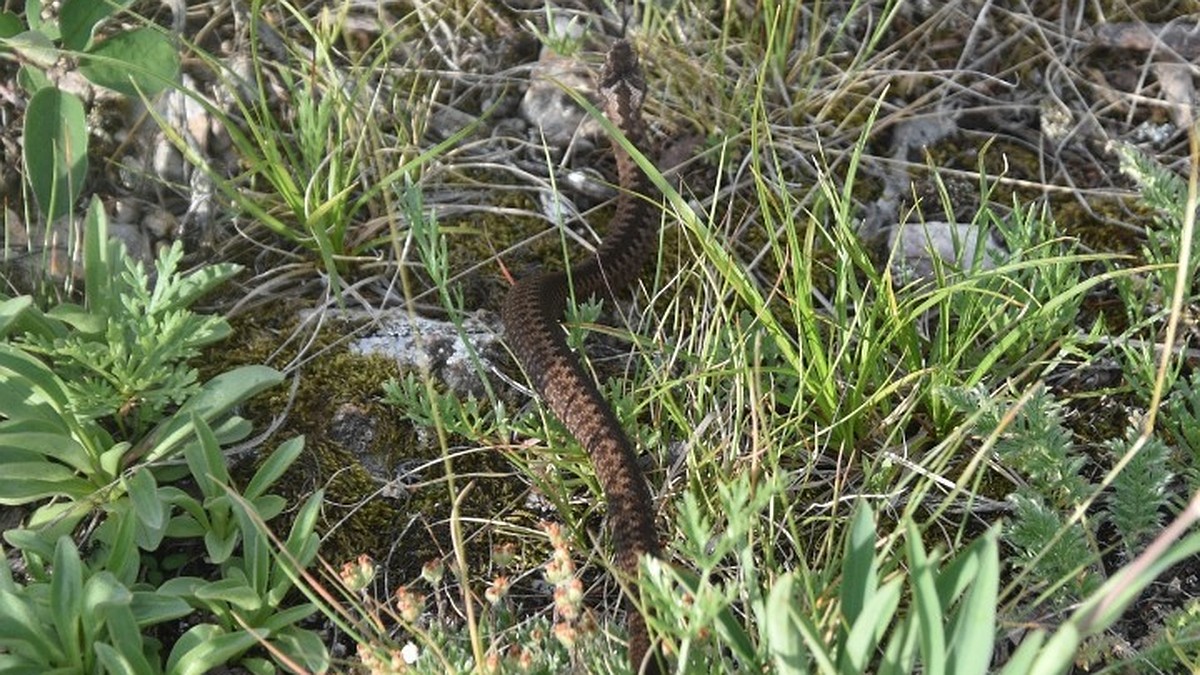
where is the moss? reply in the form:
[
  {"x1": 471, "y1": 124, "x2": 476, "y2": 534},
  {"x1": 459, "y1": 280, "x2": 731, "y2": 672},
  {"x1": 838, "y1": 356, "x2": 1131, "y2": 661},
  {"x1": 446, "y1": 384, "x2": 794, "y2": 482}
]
[{"x1": 198, "y1": 299, "x2": 535, "y2": 585}]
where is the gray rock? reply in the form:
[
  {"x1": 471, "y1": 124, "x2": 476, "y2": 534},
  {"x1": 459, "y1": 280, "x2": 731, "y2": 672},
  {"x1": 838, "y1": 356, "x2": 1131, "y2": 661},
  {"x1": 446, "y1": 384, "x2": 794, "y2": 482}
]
[{"x1": 886, "y1": 221, "x2": 1006, "y2": 284}]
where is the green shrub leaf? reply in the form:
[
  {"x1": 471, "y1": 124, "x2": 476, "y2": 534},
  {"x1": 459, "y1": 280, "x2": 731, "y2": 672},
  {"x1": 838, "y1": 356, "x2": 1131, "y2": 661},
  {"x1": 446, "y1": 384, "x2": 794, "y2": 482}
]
[
  {"x1": 243, "y1": 435, "x2": 305, "y2": 501},
  {"x1": 0, "y1": 338, "x2": 74, "y2": 419},
  {"x1": 906, "y1": 522, "x2": 945, "y2": 675},
  {"x1": 193, "y1": 578, "x2": 262, "y2": 612},
  {"x1": 49, "y1": 537, "x2": 84, "y2": 668},
  {"x1": 96, "y1": 600, "x2": 150, "y2": 672},
  {"x1": 0, "y1": 10, "x2": 23, "y2": 39},
  {"x1": 0, "y1": 466, "x2": 93, "y2": 504},
  {"x1": 166, "y1": 625, "x2": 258, "y2": 675},
  {"x1": 79, "y1": 27, "x2": 179, "y2": 97},
  {"x1": 23, "y1": 87, "x2": 87, "y2": 220},
  {"x1": 137, "y1": 365, "x2": 283, "y2": 463},
  {"x1": 946, "y1": 530, "x2": 998, "y2": 675},
  {"x1": 59, "y1": 0, "x2": 132, "y2": 51},
  {"x1": 92, "y1": 643, "x2": 139, "y2": 675},
  {"x1": 0, "y1": 588, "x2": 65, "y2": 662},
  {"x1": 765, "y1": 574, "x2": 813, "y2": 674},
  {"x1": 126, "y1": 467, "x2": 166, "y2": 532},
  {"x1": 0, "y1": 295, "x2": 32, "y2": 337},
  {"x1": 840, "y1": 503, "x2": 878, "y2": 629},
  {"x1": 16, "y1": 63, "x2": 52, "y2": 94},
  {"x1": 129, "y1": 591, "x2": 193, "y2": 627},
  {"x1": 268, "y1": 625, "x2": 329, "y2": 672},
  {"x1": 841, "y1": 578, "x2": 902, "y2": 674},
  {"x1": 0, "y1": 428, "x2": 90, "y2": 473},
  {"x1": 4, "y1": 29, "x2": 58, "y2": 68},
  {"x1": 81, "y1": 197, "x2": 112, "y2": 316}
]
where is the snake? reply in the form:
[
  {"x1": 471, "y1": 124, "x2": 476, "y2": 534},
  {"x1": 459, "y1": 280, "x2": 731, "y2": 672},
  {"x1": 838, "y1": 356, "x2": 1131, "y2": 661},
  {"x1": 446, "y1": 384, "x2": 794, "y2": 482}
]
[{"x1": 502, "y1": 40, "x2": 663, "y2": 674}]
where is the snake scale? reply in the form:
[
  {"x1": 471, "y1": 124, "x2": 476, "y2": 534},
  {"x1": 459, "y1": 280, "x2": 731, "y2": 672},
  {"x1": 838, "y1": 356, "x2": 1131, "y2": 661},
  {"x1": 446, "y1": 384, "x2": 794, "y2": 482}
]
[{"x1": 502, "y1": 41, "x2": 663, "y2": 674}]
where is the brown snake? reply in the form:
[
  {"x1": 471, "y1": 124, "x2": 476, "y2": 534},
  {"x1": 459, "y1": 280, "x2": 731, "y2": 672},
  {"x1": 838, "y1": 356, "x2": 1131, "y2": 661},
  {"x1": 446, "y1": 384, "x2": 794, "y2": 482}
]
[{"x1": 502, "y1": 41, "x2": 663, "y2": 673}]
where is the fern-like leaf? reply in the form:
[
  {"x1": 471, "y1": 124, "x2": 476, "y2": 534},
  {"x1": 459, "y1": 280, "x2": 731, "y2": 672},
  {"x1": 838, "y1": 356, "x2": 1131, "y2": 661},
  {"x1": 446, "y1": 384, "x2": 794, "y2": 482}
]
[{"x1": 1105, "y1": 429, "x2": 1172, "y2": 557}]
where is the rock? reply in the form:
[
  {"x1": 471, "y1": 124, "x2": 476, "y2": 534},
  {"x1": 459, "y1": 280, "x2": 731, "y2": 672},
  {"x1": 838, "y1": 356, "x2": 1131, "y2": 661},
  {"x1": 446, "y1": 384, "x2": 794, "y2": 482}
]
[
  {"x1": 886, "y1": 220, "x2": 1006, "y2": 284},
  {"x1": 305, "y1": 308, "x2": 503, "y2": 401}
]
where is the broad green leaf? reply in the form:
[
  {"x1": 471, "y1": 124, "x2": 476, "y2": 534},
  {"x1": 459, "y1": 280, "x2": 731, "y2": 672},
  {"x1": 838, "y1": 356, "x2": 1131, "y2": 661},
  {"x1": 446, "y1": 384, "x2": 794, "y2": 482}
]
[
  {"x1": 161, "y1": 487, "x2": 208, "y2": 537},
  {"x1": 97, "y1": 502, "x2": 140, "y2": 586},
  {"x1": 184, "y1": 415, "x2": 231, "y2": 494},
  {"x1": 935, "y1": 529, "x2": 990, "y2": 609},
  {"x1": 840, "y1": 502, "x2": 878, "y2": 628},
  {"x1": 243, "y1": 435, "x2": 305, "y2": 500},
  {"x1": 166, "y1": 625, "x2": 258, "y2": 675},
  {"x1": 59, "y1": 0, "x2": 132, "y2": 51},
  {"x1": 16, "y1": 63, "x2": 52, "y2": 93},
  {"x1": 0, "y1": 442, "x2": 56, "y2": 463},
  {"x1": 764, "y1": 574, "x2": 811, "y2": 675},
  {"x1": 3, "y1": 29, "x2": 58, "y2": 68},
  {"x1": 229, "y1": 490, "x2": 270, "y2": 596},
  {"x1": 81, "y1": 571, "x2": 132, "y2": 621},
  {"x1": 0, "y1": 474, "x2": 94, "y2": 504},
  {"x1": 0, "y1": 542, "x2": 12, "y2": 592},
  {"x1": 0, "y1": 295, "x2": 32, "y2": 336},
  {"x1": 0, "y1": 588, "x2": 65, "y2": 662},
  {"x1": 24, "y1": 87, "x2": 87, "y2": 221},
  {"x1": 0, "y1": 431, "x2": 91, "y2": 473},
  {"x1": 1027, "y1": 623, "x2": 1078, "y2": 675},
  {"x1": 209, "y1": 415, "x2": 254, "y2": 447},
  {"x1": 260, "y1": 603, "x2": 319, "y2": 633},
  {"x1": 98, "y1": 442, "x2": 130, "y2": 481},
  {"x1": 19, "y1": 504, "x2": 87, "y2": 544},
  {"x1": 0, "y1": 343, "x2": 73, "y2": 416},
  {"x1": 22, "y1": 0, "x2": 54, "y2": 39},
  {"x1": 878, "y1": 612, "x2": 919, "y2": 675},
  {"x1": 270, "y1": 490, "x2": 323, "y2": 603},
  {"x1": 250, "y1": 494, "x2": 286, "y2": 522},
  {"x1": 0, "y1": 653, "x2": 47, "y2": 674},
  {"x1": 129, "y1": 591, "x2": 193, "y2": 627},
  {"x1": 79, "y1": 27, "x2": 179, "y2": 97},
  {"x1": 0, "y1": 298, "x2": 63, "y2": 341},
  {"x1": 193, "y1": 578, "x2": 263, "y2": 612},
  {"x1": 906, "y1": 522, "x2": 944, "y2": 675},
  {"x1": 840, "y1": 577, "x2": 902, "y2": 675},
  {"x1": 92, "y1": 643, "x2": 139, "y2": 675},
  {"x1": 946, "y1": 530, "x2": 998, "y2": 675},
  {"x1": 82, "y1": 197, "x2": 112, "y2": 316},
  {"x1": 0, "y1": 526, "x2": 50, "y2": 557},
  {"x1": 157, "y1": 577, "x2": 207, "y2": 597},
  {"x1": 44, "y1": 302, "x2": 103, "y2": 334},
  {"x1": 0, "y1": 11, "x2": 23, "y2": 39},
  {"x1": 0, "y1": 377, "x2": 61, "y2": 426},
  {"x1": 136, "y1": 365, "x2": 283, "y2": 463},
  {"x1": 240, "y1": 657, "x2": 275, "y2": 675},
  {"x1": 269, "y1": 625, "x2": 330, "y2": 672},
  {"x1": 790, "y1": 599, "x2": 838, "y2": 675},
  {"x1": 202, "y1": 526, "x2": 238, "y2": 565},
  {"x1": 96, "y1": 600, "x2": 151, "y2": 673},
  {"x1": 164, "y1": 515, "x2": 205, "y2": 538},
  {"x1": 126, "y1": 467, "x2": 165, "y2": 530},
  {"x1": 50, "y1": 536, "x2": 84, "y2": 669},
  {"x1": 0, "y1": 461, "x2": 82, "y2": 481},
  {"x1": 284, "y1": 490, "x2": 322, "y2": 565}
]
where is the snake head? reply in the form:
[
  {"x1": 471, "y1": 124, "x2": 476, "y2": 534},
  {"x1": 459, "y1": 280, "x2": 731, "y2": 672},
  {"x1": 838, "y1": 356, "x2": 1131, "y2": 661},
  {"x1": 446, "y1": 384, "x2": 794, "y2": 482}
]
[{"x1": 599, "y1": 40, "x2": 646, "y2": 119}]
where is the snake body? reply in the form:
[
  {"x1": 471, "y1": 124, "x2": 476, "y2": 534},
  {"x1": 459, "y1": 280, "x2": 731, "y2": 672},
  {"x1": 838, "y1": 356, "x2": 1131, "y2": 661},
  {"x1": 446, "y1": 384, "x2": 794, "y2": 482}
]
[{"x1": 502, "y1": 41, "x2": 662, "y2": 673}]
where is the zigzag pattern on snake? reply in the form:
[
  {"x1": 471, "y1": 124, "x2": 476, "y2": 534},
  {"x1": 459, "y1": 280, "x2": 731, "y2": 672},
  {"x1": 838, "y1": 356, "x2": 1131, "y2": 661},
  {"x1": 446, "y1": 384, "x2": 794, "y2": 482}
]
[{"x1": 501, "y1": 40, "x2": 663, "y2": 674}]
